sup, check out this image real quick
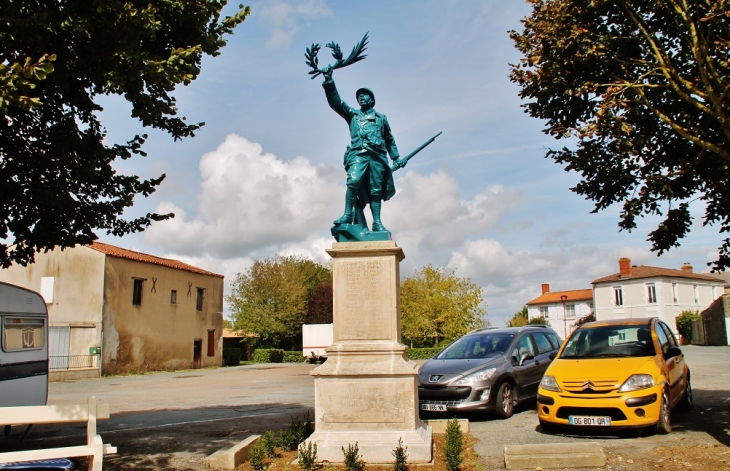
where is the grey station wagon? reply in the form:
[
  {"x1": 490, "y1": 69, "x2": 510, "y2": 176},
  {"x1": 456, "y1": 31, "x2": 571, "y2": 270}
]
[{"x1": 417, "y1": 326, "x2": 562, "y2": 418}]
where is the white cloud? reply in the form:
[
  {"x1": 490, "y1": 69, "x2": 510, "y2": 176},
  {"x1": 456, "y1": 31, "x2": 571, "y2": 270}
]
[
  {"x1": 258, "y1": 0, "x2": 332, "y2": 50},
  {"x1": 387, "y1": 171, "x2": 522, "y2": 258},
  {"x1": 445, "y1": 239, "x2": 667, "y2": 326},
  {"x1": 144, "y1": 134, "x2": 342, "y2": 258}
]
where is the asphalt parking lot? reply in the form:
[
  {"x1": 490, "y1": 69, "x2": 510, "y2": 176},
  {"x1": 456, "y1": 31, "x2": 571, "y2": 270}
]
[{"x1": 1, "y1": 345, "x2": 728, "y2": 470}]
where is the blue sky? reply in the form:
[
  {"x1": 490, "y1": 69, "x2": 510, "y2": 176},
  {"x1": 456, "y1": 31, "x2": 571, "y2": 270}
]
[{"x1": 96, "y1": 1, "x2": 724, "y2": 327}]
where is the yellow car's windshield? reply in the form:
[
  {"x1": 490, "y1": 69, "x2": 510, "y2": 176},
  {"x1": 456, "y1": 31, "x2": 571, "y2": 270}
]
[{"x1": 560, "y1": 326, "x2": 655, "y2": 359}]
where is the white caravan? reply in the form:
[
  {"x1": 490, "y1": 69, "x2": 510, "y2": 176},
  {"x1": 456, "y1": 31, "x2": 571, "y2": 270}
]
[{"x1": 0, "y1": 281, "x2": 49, "y2": 408}]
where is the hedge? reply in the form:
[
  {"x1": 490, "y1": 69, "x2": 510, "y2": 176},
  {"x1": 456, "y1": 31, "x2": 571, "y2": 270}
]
[
  {"x1": 406, "y1": 348, "x2": 441, "y2": 360},
  {"x1": 251, "y1": 347, "x2": 439, "y2": 362},
  {"x1": 223, "y1": 348, "x2": 242, "y2": 366},
  {"x1": 253, "y1": 349, "x2": 306, "y2": 363}
]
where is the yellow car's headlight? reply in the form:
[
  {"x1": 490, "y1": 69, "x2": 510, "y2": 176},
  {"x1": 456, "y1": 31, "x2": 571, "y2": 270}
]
[
  {"x1": 540, "y1": 375, "x2": 561, "y2": 392},
  {"x1": 618, "y1": 374, "x2": 654, "y2": 392},
  {"x1": 454, "y1": 368, "x2": 497, "y2": 385}
]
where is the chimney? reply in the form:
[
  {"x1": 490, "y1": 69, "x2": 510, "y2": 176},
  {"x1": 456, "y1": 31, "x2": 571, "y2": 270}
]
[
  {"x1": 619, "y1": 258, "x2": 632, "y2": 277},
  {"x1": 541, "y1": 283, "x2": 550, "y2": 295},
  {"x1": 681, "y1": 263, "x2": 693, "y2": 273}
]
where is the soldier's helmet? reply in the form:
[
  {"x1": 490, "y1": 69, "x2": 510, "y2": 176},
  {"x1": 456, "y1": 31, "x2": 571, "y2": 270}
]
[{"x1": 356, "y1": 88, "x2": 375, "y2": 106}]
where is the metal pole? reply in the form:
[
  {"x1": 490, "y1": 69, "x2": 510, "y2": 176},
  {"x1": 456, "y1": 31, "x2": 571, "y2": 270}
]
[{"x1": 560, "y1": 295, "x2": 568, "y2": 339}]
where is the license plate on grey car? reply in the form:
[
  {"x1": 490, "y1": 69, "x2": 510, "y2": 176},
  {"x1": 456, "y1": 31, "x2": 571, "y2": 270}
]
[{"x1": 421, "y1": 404, "x2": 447, "y2": 411}]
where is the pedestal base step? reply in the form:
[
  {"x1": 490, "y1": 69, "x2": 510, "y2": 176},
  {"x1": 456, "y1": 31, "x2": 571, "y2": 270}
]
[{"x1": 305, "y1": 425, "x2": 432, "y2": 464}]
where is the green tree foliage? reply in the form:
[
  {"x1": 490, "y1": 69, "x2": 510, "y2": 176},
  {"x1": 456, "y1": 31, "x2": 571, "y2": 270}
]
[
  {"x1": 676, "y1": 310, "x2": 700, "y2": 341},
  {"x1": 510, "y1": 0, "x2": 730, "y2": 271},
  {"x1": 0, "y1": 1, "x2": 250, "y2": 267},
  {"x1": 401, "y1": 265, "x2": 487, "y2": 348},
  {"x1": 528, "y1": 317, "x2": 549, "y2": 326},
  {"x1": 507, "y1": 306, "x2": 529, "y2": 327},
  {"x1": 227, "y1": 256, "x2": 331, "y2": 348},
  {"x1": 573, "y1": 312, "x2": 596, "y2": 328}
]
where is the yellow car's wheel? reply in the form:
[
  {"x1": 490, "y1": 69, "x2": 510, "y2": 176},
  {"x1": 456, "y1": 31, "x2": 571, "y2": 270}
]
[{"x1": 655, "y1": 388, "x2": 672, "y2": 434}]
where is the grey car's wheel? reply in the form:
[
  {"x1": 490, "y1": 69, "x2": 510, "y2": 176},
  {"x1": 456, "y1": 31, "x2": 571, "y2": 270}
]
[
  {"x1": 495, "y1": 382, "x2": 514, "y2": 419},
  {"x1": 677, "y1": 376, "x2": 693, "y2": 412},
  {"x1": 655, "y1": 388, "x2": 672, "y2": 434}
]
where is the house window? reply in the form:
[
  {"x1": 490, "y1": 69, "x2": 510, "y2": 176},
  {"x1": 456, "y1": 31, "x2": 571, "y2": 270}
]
[
  {"x1": 613, "y1": 286, "x2": 624, "y2": 306},
  {"x1": 40, "y1": 277, "x2": 55, "y2": 303},
  {"x1": 539, "y1": 306, "x2": 549, "y2": 319},
  {"x1": 207, "y1": 330, "x2": 215, "y2": 357},
  {"x1": 170, "y1": 290, "x2": 177, "y2": 304},
  {"x1": 693, "y1": 284, "x2": 699, "y2": 304},
  {"x1": 672, "y1": 283, "x2": 679, "y2": 303},
  {"x1": 196, "y1": 288, "x2": 205, "y2": 311},
  {"x1": 566, "y1": 304, "x2": 576, "y2": 318},
  {"x1": 132, "y1": 279, "x2": 144, "y2": 305},
  {"x1": 647, "y1": 283, "x2": 657, "y2": 304}
]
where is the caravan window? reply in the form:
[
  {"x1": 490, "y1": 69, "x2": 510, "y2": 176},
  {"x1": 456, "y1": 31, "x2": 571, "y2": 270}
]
[{"x1": 2, "y1": 317, "x2": 46, "y2": 351}]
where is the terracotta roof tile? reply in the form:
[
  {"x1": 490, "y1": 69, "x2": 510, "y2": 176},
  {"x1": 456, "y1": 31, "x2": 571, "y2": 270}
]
[
  {"x1": 592, "y1": 265, "x2": 724, "y2": 285},
  {"x1": 89, "y1": 242, "x2": 223, "y2": 278},
  {"x1": 222, "y1": 328, "x2": 259, "y2": 338},
  {"x1": 526, "y1": 288, "x2": 593, "y2": 306}
]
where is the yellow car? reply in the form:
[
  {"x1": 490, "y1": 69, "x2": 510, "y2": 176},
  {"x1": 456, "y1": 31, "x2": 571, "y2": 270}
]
[{"x1": 537, "y1": 317, "x2": 692, "y2": 434}]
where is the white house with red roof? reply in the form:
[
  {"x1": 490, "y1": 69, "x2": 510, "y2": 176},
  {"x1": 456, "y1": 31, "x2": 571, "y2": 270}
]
[
  {"x1": 526, "y1": 284, "x2": 594, "y2": 339},
  {"x1": 0, "y1": 242, "x2": 224, "y2": 379},
  {"x1": 592, "y1": 258, "x2": 726, "y2": 337}
]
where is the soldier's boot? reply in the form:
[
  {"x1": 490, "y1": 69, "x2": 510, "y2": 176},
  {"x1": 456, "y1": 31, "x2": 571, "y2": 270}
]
[
  {"x1": 333, "y1": 187, "x2": 356, "y2": 225},
  {"x1": 370, "y1": 199, "x2": 387, "y2": 232},
  {"x1": 353, "y1": 201, "x2": 367, "y2": 228}
]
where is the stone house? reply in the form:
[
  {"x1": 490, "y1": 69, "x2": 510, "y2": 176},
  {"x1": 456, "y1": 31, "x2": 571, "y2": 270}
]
[
  {"x1": 696, "y1": 271, "x2": 730, "y2": 345},
  {"x1": 592, "y1": 258, "x2": 725, "y2": 336},
  {"x1": 526, "y1": 284, "x2": 594, "y2": 339},
  {"x1": 0, "y1": 242, "x2": 224, "y2": 379}
]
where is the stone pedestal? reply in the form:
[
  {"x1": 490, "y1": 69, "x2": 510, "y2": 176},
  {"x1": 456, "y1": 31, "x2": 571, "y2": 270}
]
[{"x1": 306, "y1": 241, "x2": 432, "y2": 463}]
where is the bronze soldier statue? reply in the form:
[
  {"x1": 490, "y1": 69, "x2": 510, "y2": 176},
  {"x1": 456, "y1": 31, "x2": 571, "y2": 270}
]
[{"x1": 321, "y1": 66, "x2": 407, "y2": 233}]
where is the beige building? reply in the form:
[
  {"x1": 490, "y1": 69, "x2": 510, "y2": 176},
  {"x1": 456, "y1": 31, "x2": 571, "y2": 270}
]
[
  {"x1": 592, "y1": 258, "x2": 725, "y2": 336},
  {"x1": 0, "y1": 242, "x2": 224, "y2": 379}
]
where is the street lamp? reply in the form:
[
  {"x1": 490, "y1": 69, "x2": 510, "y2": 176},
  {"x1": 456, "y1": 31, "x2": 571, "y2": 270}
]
[{"x1": 560, "y1": 295, "x2": 568, "y2": 339}]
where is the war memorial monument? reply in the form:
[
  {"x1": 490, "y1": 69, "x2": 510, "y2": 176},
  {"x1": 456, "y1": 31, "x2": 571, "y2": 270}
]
[{"x1": 302, "y1": 33, "x2": 438, "y2": 463}]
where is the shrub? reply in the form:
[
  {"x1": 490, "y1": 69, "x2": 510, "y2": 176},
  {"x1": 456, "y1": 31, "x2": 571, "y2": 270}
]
[
  {"x1": 261, "y1": 430, "x2": 277, "y2": 458},
  {"x1": 392, "y1": 438, "x2": 408, "y2": 471},
  {"x1": 405, "y1": 348, "x2": 441, "y2": 360},
  {"x1": 253, "y1": 349, "x2": 285, "y2": 363},
  {"x1": 573, "y1": 313, "x2": 596, "y2": 328},
  {"x1": 676, "y1": 310, "x2": 700, "y2": 341},
  {"x1": 289, "y1": 414, "x2": 309, "y2": 445},
  {"x1": 222, "y1": 348, "x2": 242, "y2": 366},
  {"x1": 249, "y1": 439, "x2": 267, "y2": 471},
  {"x1": 278, "y1": 427, "x2": 298, "y2": 451},
  {"x1": 527, "y1": 317, "x2": 549, "y2": 325},
  {"x1": 444, "y1": 418, "x2": 463, "y2": 471},
  {"x1": 342, "y1": 442, "x2": 365, "y2": 471},
  {"x1": 283, "y1": 351, "x2": 306, "y2": 363},
  {"x1": 298, "y1": 441, "x2": 318, "y2": 471}
]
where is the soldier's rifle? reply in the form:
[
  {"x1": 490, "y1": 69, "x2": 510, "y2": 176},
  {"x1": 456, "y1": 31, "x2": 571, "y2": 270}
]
[{"x1": 392, "y1": 132, "x2": 442, "y2": 171}]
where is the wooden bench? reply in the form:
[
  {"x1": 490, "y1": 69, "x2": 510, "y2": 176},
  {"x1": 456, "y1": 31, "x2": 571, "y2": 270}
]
[{"x1": 0, "y1": 396, "x2": 116, "y2": 471}]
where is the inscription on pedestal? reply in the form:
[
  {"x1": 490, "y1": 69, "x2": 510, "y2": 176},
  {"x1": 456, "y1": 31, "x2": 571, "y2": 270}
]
[
  {"x1": 321, "y1": 381, "x2": 405, "y2": 423},
  {"x1": 338, "y1": 259, "x2": 392, "y2": 340}
]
